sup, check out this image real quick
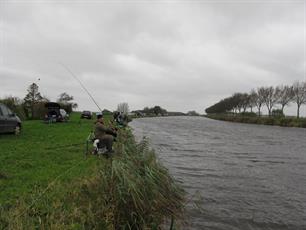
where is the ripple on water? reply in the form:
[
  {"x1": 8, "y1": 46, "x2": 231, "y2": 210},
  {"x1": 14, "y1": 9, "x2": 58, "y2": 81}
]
[{"x1": 131, "y1": 117, "x2": 306, "y2": 230}]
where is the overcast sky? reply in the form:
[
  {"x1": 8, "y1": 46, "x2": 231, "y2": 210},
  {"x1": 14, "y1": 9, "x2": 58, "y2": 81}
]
[{"x1": 1, "y1": 0, "x2": 305, "y2": 115}]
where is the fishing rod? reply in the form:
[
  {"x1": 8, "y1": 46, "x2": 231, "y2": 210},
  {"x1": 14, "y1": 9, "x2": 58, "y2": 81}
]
[
  {"x1": 59, "y1": 63, "x2": 103, "y2": 113},
  {"x1": 60, "y1": 63, "x2": 118, "y2": 130}
]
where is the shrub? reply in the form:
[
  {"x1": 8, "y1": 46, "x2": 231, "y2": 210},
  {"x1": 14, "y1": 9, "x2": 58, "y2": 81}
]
[
  {"x1": 279, "y1": 118, "x2": 293, "y2": 127},
  {"x1": 240, "y1": 112, "x2": 257, "y2": 117},
  {"x1": 272, "y1": 109, "x2": 285, "y2": 118},
  {"x1": 299, "y1": 119, "x2": 306, "y2": 128},
  {"x1": 262, "y1": 117, "x2": 275, "y2": 125}
]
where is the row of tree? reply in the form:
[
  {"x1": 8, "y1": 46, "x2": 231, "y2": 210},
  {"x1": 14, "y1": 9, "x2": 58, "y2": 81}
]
[
  {"x1": 0, "y1": 83, "x2": 77, "y2": 120},
  {"x1": 142, "y1": 106, "x2": 168, "y2": 116},
  {"x1": 205, "y1": 81, "x2": 306, "y2": 118}
]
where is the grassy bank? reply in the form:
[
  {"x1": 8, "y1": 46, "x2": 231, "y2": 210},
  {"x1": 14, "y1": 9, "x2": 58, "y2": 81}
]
[
  {"x1": 205, "y1": 114, "x2": 306, "y2": 128},
  {"x1": 0, "y1": 113, "x2": 185, "y2": 229}
]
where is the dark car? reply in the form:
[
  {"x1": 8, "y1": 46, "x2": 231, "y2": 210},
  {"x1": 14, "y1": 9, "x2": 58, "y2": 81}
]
[
  {"x1": 44, "y1": 102, "x2": 67, "y2": 123},
  {"x1": 81, "y1": 110, "x2": 92, "y2": 119},
  {"x1": 0, "y1": 103, "x2": 22, "y2": 134}
]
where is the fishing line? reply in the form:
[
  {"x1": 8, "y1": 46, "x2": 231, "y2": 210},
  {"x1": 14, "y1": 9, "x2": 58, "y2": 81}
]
[
  {"x1": 44, "y1": 142, "x2": 84, "y2": 150},
  {"x1": 59, "y1": 63, "x2": 103, "y2": 113}
]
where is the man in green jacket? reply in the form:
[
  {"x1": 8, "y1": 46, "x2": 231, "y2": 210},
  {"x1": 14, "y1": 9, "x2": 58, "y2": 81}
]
[{"x1": 94, "y1": 114, "x2": 116, "y2": 154}]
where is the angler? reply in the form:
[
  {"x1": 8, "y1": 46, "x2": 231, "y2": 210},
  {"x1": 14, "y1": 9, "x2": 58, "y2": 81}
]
[
  {"x1": 60, "y1": 63, "x2": 118, "y2": 157},
  {"x1": 93, "y1": 113, "x2": 117, "y2": 157}
]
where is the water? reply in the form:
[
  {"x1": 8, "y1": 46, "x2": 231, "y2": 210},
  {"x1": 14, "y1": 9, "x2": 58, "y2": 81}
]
[{"x1": 130, "y1": 116, "x2": 306, "y2": 230}]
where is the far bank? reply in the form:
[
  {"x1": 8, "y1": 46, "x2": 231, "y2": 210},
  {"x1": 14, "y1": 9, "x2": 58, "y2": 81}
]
[{"x1": 205, "y1": 114, "x2": 306, "y2": 128}]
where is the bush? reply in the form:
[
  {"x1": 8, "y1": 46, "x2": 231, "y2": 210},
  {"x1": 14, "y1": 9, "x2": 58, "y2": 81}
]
[
  {"x1": 240, "y1": 112, "x2": 257, "y2": 117},
  {"x1": 262, "y1": 117, "x2": 275, "y2": 125},
  {"x1": 279, "y1": 118, "x2": 293, "y2": 127},
  {"x1": 272, "y1": 109, "x2": 284, "y2": 118},
  {"x1": 299, "y1": 119, "x2": 306, "y2": 128}
]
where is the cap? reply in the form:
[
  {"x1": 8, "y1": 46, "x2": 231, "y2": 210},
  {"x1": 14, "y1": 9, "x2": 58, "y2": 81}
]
[{"x1": 96, "y1": 112, "x2": 103, "y2": 119}]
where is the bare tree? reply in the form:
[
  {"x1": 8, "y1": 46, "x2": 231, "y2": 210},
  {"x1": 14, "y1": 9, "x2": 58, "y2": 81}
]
[
  {"x1": 117, "y1": 102, "x2": 129, "y2": 114},
  {"x1": 255, "y1": 87, "x2": 266, "y2": 116},
  {"x1": 248, "y1": 90, "x2": 258, "y2": 112},
  {"x1": 277, "y1": 85, "x2": 294, "y2": 114},
  {"x1": 292, "y1": 81, "x2": 306, "y2": 118},
  {"x1": 240, "y1": 93, "x2": 250, "y2": 113},
  {"x1": 262, "y1": 86, "x2": 280, "y2": 116}
]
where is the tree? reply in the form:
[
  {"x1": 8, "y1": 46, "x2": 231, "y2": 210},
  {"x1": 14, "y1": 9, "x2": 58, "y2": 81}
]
[
  {"x1": 292, "y1": 81, "x2": 306, "y2": 118},
  {"x1": 205, "y1": 94, "x2": 241, "y2": 114},
  {"x1": 0, "y1": 96, "x2": 21, "y2": 111},
  {"x1": 140, "y1": 106, "x2": 167, "y2": 116},
  {"x1": 240, "y1": 93, "x2": 250, "y2": 113},
  {"x1": 153, "y1": 106, "x2": 163, "y2": 115},
  {"x1": 187, "y1": 111, "x2": 199, "y2": 116},
  {"x1": 23, "y1": 83, "x2": 43, "y2": 119},
  {"x1": 143, "y1": 107, "x2": 150, "y2": 115},
  {"x1": 57, "y1": 92, "x2": 74, "y2": 103},
  {"x1": 262, "y1": 86, "x2": 280, "y2": 116},
  {"x1": 255, "y1": 87, "x2": 266, "y2": 116},
  {"x1": 277, "y1": 85, "x2": 294, "y2": 114},
  {"x1": 248, "y1": 90, "x2": 258, "y2": 112},
  {"x1": 57, "y1": 92, "x2": 78, "y2": 113},
  {"x1": 0, "y1": 96, "x2": 26, "y2": 120},
  {"x1": 117, "y1": 102, "x2": 129, "y2": 114},
  {"x1": 231, "y1": 93, "x2": 244, "y2": 113}
]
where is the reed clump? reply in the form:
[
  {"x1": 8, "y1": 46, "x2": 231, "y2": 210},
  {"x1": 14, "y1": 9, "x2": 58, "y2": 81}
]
[{"x1": 0, "y1": 129, "x2": 185, "y2": 229}]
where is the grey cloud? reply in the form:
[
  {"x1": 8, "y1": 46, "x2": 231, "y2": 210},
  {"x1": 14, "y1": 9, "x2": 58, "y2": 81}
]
[{"x1": 0, "y1": 1, "x2": 305, "y2": 114}]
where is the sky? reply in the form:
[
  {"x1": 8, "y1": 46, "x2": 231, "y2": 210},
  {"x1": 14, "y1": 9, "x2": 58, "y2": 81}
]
[{"x1": 0, "y1": 0, "x2": 305, "y2": 115}]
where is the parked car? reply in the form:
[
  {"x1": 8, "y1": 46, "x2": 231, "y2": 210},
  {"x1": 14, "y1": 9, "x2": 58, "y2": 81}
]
[
  {"x1": 44, "y1": 102, "x2": 67, "y2": 123},
  {"x1": 0, "y1": 103, "x2": 22, "y2": 134},
  {"x1": 81, "y1": 110, "x2": 92, "y2": 119}
]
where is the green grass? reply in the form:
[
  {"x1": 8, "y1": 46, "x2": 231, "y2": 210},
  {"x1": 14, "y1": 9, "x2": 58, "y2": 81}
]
[
  {"x1": 0, "y1": 112, "x2": 185, "y2": 229},
  {"x1": 0, "y1": 112, "x2": 98, "y2": 205}
]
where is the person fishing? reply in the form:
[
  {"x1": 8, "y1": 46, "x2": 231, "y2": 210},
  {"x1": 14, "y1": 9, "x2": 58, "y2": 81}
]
[
  {"x1": 94, "y1": 113, "x2": 117, "y2": 155},
  {"x1": 113, "y1": 111, "x2": 129, "y2": 127}
]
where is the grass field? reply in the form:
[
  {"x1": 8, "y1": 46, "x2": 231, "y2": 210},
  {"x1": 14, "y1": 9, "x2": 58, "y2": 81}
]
[
  {"x1": 0, "y1": 112, "x2": 98, "y2": 205},
  {"x1": 0, "y1": 112, "x2": 185, "y2": 229}
]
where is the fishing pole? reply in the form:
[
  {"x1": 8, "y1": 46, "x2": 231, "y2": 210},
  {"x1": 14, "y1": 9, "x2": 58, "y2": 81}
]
[{"x1": 59, "y1": 63, "x2": 103, "y2": 113}]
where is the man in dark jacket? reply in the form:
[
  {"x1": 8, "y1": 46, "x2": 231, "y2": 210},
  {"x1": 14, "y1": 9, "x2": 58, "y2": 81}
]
[{"x1": 94, "y1": 114, "x2": 116, "y2": 153}]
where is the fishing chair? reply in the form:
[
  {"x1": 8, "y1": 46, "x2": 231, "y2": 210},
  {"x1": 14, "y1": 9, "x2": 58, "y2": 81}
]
[{"x1": 84, "y1": 132, "x2": 108, "y2": 156}]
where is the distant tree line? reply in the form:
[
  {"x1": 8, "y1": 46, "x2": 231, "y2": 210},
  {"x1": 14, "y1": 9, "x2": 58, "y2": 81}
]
[
  {"x1": 133, "y1": 106, "x2": 200, "y2": 117},
  {"x1": 205, "y1": 81, "x2": 306, "y2": 118},
  {"x1": 133, "y1": 106, "x2": 168, "y2": 116},
  {"x1": 143, "y1": 106, "x2": 168, "y2": 116},
  {"x1": 0, "y1": 83, "x2": 77, "y2": 120}
]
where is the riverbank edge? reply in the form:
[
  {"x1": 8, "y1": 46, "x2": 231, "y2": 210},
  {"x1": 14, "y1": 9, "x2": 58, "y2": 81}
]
[
  {"x1": 0, "y1": 128, "x2": 185, "y2": 229},
  {"x1": 205, "y1": 114, "x2": 306, "y2": 128}
]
